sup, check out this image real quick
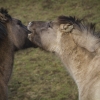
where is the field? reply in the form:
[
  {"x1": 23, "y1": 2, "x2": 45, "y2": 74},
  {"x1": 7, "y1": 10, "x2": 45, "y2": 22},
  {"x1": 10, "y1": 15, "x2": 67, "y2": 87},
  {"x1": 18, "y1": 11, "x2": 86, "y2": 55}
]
[{"x1": 0, "y1": 0, "x2": 100, "y2": 100}]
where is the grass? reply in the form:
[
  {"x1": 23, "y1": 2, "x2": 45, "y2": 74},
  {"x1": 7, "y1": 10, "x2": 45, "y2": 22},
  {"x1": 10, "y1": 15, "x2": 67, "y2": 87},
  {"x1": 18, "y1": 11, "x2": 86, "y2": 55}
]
[
  {"x1": 9, "y1": 48, "x2": 77, "y2": 100},
  {"x1": 0, "y1": 0, "x2": 100, "y2": 100}
]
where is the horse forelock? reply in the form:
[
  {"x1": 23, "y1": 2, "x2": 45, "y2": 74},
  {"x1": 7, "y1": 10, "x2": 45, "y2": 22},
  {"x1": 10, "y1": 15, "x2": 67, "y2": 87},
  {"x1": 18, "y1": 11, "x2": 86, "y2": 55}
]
[
  {"x1": 0, "y1": 8, "x2": 8, "y2": 14},
  {"x1": 0, "y1": 7, "x2": 11, "y2": 19}
]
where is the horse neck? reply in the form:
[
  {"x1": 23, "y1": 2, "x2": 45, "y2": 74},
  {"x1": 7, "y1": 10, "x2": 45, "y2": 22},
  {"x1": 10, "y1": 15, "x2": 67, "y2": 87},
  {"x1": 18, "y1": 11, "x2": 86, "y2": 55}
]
[
  {"x1": 71, "y1": 28, "x2": 100, "y2": 52},
  {"x1": 0, "y1": 36, "x2": 14, "y2": 84},
  {"x1": 58, "y1": 34, "x2": 94, "y2": 86}
]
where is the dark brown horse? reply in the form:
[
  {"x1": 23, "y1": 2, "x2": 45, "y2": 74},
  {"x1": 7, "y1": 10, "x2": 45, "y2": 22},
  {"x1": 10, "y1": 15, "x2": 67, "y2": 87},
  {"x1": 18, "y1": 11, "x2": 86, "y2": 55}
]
[{"x1": 0, "y1": 8, "x2": 36, "y2": 100}]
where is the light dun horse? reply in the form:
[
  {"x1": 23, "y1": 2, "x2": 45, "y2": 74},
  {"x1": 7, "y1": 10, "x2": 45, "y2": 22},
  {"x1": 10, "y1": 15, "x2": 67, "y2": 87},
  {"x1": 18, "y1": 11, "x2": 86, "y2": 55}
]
[
  {"x1": 28, "y1": 16, "x2": 100, "y2": 100},
  {"x1": 0, "y1": 8, "x2": 36, "y2": 100}
]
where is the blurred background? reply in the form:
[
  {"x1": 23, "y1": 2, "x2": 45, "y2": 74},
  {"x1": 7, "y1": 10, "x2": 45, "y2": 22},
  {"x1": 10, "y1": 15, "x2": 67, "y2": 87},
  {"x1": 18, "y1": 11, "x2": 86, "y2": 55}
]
[{"x1": 0, "y1": 0, "x2": 100, "y2": 100}]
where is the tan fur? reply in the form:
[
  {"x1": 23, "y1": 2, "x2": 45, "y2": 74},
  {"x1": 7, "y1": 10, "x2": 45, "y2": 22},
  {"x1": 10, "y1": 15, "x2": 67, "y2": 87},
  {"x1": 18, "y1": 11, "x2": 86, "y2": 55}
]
[
  {"x1": 28, "y1": 19, "x2": 100, "y2": 100},
  {"x1": 72, "y1": 29, "x2": 100, "y2": 52},
  {"x1": 57, "y1": 24, "x2": 100, "y2": 100}
]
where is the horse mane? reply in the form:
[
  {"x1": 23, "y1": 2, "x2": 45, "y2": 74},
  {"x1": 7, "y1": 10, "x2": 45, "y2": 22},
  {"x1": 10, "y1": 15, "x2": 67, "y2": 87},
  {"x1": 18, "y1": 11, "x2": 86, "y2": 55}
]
[
  {"x1": 0, "y1": 8, "x2": 11, "y2": 19},
  {"x1": 0, "y1": 22, "x2": 7, "y2": 40},
  {"x1": 0, "y1": 8, "x2": 9, "y2": 40},
  {"x1": 57, "y1": 15, "x2": 100, "y2": 38},
  {"x1": 58, "y1": 15, "x2": 82, "y2": 24},
  {"x1": 58, "y1": 15, "x2": 100, "y2": 52}
]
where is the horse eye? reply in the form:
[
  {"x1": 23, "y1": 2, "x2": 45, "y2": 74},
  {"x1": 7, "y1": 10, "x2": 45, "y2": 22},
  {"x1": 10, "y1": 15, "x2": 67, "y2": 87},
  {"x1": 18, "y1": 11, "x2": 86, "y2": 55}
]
[{"x1": 48, "y1": 22, "x2": 52, "y2": 28}]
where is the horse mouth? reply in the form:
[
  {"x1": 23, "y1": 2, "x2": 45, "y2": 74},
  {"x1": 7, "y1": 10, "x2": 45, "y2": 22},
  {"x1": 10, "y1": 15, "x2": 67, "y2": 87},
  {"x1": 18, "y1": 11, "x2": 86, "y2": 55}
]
[
  {"x1": 27, "y1": 30, "x2": 32, "y2": 34},
  {"x1": 28, "y1": 33, "x2": 32, "y2": 41}
]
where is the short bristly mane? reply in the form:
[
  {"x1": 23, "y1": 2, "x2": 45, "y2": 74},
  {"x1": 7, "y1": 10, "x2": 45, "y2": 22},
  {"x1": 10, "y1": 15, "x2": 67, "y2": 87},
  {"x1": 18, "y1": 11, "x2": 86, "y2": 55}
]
[
  {"x1": 57, "y1": 15, "x2": 100, "y2": 38},
  {"x1": 58, "y1": 15, "x2": 82, "y2": 25},
  {"x1": 0, "y1": 8, "x2": 11, "y2": 19},
  {"x1": 58, "y1": 16, "x2": 100, "y2": 52}
]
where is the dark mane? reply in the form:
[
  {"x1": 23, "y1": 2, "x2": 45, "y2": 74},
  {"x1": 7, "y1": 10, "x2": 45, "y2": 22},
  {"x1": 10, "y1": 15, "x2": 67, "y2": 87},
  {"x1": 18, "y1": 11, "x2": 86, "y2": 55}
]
[
  {"x1": 58, "y1": 15, "x2": 100, "y2": 38},
  {"x1": 0, "y1": 22, "x2": 7, "y2": 40},
  {"x1": 0, "y1": 8, "x2": 9, "y2": 40},
  {"x1": 0, "y1": 8, "x2": 11, "y2": 19},
  {"x1": 0, "y1": 8, "x2": 8, "y2": 14},
  {"x1": 58, "y1": 15, "x2": 82, "y2": 25}
]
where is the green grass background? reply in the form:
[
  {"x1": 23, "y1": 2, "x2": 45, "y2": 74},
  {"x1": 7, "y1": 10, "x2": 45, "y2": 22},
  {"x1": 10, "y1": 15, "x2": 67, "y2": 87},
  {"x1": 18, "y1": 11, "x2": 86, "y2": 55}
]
[{"x1": 0, "y1": 0, "x2": 100, "y2": 100}]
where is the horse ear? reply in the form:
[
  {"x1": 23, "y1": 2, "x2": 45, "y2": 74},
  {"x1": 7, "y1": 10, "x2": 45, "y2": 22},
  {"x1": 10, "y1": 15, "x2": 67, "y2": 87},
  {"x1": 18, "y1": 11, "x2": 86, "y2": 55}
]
[
  {"x1": 0, "y1": 13, "x2": 8, "y2": 23},
  {"x1": 60, "y1": 24, "x2": 73, "y2": 33}
]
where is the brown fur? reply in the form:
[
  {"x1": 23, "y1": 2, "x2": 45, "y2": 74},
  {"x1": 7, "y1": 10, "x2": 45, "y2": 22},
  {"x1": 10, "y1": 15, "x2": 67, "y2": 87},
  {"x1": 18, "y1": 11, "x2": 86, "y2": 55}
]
[
  {"x1": 0, "y1": 8, "x2": 36, "y2": 100},
  {"x1": 28, "y1": 16, "x2": 100, "y2": 100}
]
